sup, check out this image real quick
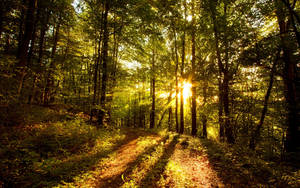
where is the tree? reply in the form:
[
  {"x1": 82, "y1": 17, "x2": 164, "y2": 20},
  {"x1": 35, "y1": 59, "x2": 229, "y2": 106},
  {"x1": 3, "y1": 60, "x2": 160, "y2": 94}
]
[
  {"x1": 97, "y1": 0, "x2": 109, "y2": 126},
  {"x1": 179, "y1": 0, "x2": 187, "y2": 134},
  {"x1": 275, "y1": 0, "x2": 299, "y2": 153},
  {"x1": 150, "y1": 46, "x2": 156, "y2": 129},
  {"x1": 190, "y1": 0, "x2": 197, "y2": 136},
  {"x1": 16, "y1": 0, "x2": 37, "y2": 96}
]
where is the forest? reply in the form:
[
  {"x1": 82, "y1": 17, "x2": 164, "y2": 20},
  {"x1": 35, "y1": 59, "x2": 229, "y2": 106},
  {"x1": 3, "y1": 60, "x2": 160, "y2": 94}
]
[{"x1": 0, "y1": 0, "x2": 299, "y2": 187}]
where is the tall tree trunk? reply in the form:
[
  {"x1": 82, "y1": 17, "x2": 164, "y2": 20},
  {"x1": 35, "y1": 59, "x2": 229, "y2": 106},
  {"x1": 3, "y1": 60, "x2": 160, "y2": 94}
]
[
  {"x1": 191, "y1": 0, "x2": 197, "y2": 136},
  {"x1": 223, "y1": 71, "x2": 234, "y2": 143},
  {"x1": 25, "y1": 4, "x2": 40, "y2": 103},
  {"x1": 179, "y1": 0, "x2": 186, "y2": 134},
  {"x1": 29, "y1": 12, "x2": 49, "y2": 104},
  {"x1": 139, "y1": 86, "x2": 143, "y2": 128},
  {"x1": 16, "y1": 0, "x2": 37, "y2": 97},
  {"x1": 275, "y1": 0, "x2": 299, "y2": 153},
  {"x1": 249, "y1": 49, "x2": 279, "y2": 150},
  {"x1": 210, "y1": 1, "x2": 225, "y2": 141},
  {"x1": 168, "y1": 105, "x2": 172, "y2": 131},
  {"x1": 150, "y1": 48, "x2": 155, "y2": 129},
  {"x1": 202, "y1": 80, "x2": 208, "y2": 138},
  {"x1": 223, "y1": 4, "x2": 235, "y2": 144},
  {"x1": 0, "y1": 6, "x2": 3, "y2": 39},
  {"x1": 91, "y1": 39, "x2": 100, "y2": 120},
  {"x1": 98, "y1": 0, "x2": 110, "y2": 126},
  {"x1": 173, "y1": 22, "x2": 179, "y2": 133},
  {"x1": 44, "y1": 23, "x2": 60, "y2": 105},
  {"x1": 281, "y1": 0, "x2": 300, "y2": 47},
  {"x1": 218, "y1": 79, "x2": 224, "y2": 141},
  {"x1": 94, "y1": 11, "x2": 104, "y2": 108},
  {"x1": 27, "y1": 2, "x2": 40, "y2": 67},
  {"x1": 107, "y1": 16, "x2": 121, "y2": 124},
  {"x1": 168, "y1": 83, "x2": 173, "y2": 131},
  {"x1": 92, "y1": 36, "x2": 102, "y2": 104},
  {"x1": 17, "y1": 0, "x2": 27, "y2": 58}
]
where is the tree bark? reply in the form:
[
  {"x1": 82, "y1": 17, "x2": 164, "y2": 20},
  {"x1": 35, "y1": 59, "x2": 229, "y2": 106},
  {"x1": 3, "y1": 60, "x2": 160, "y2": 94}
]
[
  {"x1": 92, "y1": 26, "x2": 103, "y2": 107},
  {"x1": 275, "y1": 0, "x2": 299, "y2": 153},
  {"x1": 16, "y1": 0, "x2": 37, "y2": 97},
  {"x1": 98, "y1": 0, "x2": 110, "y2": 126},
  {"x1": 223, "y1": 3, "x2": 235, "y2": 144},
  {"x1": 191, "y1": 0, "x2": 197, "y2": 136},
  {"x1": 17, "y1": 0, "x2": 27, "y2": 58},
  {"x1": 150, "y1": 48, "x2": 156, "y2": 129},
  {"x1": 179, "y1": 0, "x2": 186, "y2": 134},
  {"x1": 202, "y1": 80, "x2": 208, "y2": 138},
  {"x1": 44, "y1": 22, "x2": 60, "y2": 105},
  {"x1": 27, "y1": 2, "x2": 40, "y2": 67},
  {"x1": 0, "y1": 6, "x2": 3, "y2": 39},
  {"x1": 223, "y1": 71, "x2": 234, "y2": 143},
  {"x1": 168, "y1": 105, "x2": 172, "y2": 131},
  {"x1": 28, "y1": 10, "x2": 49, "y2": 104},
  {"x1": 281, "y1": 0, "x2": 300, "y2": 47},
  {"x1": 210, "y1": 1, "x2": 225, "y2": 141},
  {"x1": 173, "y1": 22, "x2": 179, "y2": 133},
  {"x1": 92, "y1": 39, "x2": 100, "y2": 109}
]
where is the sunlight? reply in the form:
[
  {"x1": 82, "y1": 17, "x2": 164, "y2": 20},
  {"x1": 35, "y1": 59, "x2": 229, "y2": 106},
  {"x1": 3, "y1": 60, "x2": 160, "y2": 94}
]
[
  {"x1": 159, "y1": 93, "x2": 169, "y2": 99},
  {"x1": 187, "y1": 15, "x2": 192, "y2": 22},
  {"x1": 121, "y1": 60, "x2": 142, "y2": 70},
  {"x1": 171, "y1": 81, "x2": 193, "y2": 102},
  {"x1": 182, "y1": 81, "x2": 192, "y2": 101}
]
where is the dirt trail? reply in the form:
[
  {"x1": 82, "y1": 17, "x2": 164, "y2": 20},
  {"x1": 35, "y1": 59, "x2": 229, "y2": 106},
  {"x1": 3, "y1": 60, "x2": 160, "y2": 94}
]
[
  {"x1": 80, "y1": 130, "x2": 226, "y2": 188},
  {"x1": 166, "y1": 143, "x2": 223, "y2": 187},
  {"x1": 84, "y1": 129, "x2": 162, "y2": 187}
]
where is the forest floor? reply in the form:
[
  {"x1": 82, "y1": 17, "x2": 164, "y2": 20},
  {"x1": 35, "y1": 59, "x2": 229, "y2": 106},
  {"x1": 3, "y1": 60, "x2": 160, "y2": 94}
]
[{"x1": 0, "y1": 104, "x2": 300, "y2": 187}]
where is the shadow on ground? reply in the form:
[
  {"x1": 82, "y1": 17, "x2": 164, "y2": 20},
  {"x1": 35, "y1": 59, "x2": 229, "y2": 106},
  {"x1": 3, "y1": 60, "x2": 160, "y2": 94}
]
[
  {"x1": 139, "y1": 135, "x2": 179, "y2": 187},
  {"x1": 3, "y1": 129, "x2": 146, "y2": 188},
  {"x1": 40, "y1": 130, "x2": 163, "y2": 188},
  {"x1": 97, "y1": 135, "x2": 170, "y2": 188}
]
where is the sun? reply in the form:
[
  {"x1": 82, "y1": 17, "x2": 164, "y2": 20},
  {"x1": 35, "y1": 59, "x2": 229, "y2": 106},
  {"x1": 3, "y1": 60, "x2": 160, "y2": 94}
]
[
  {"x1": 170, "y1": 81, "x2": 193, "y2": 101},
  {"x1": 182, "y1": 81, "x2": 192, "y2": 100}
]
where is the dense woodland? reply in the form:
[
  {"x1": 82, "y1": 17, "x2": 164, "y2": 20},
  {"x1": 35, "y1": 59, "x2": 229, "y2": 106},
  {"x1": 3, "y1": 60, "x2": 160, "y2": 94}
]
[{"x1": 0, "y1": 0, "x2": 299, "y2": 187}]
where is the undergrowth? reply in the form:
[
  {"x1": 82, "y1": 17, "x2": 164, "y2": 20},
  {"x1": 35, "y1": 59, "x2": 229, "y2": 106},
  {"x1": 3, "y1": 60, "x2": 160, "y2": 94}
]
[
  {"x1": 190, "y1": 137, "x2": 300, "y2": 187},
  {"x1": 0, "y1": 105, "x2": 126, "y2": 187}
]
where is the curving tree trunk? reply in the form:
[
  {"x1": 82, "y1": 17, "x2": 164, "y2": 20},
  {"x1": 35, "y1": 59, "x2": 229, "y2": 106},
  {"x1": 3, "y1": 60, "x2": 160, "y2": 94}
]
[{"x1": 249, "y1": 49, "x2": 279, "y2": 150}]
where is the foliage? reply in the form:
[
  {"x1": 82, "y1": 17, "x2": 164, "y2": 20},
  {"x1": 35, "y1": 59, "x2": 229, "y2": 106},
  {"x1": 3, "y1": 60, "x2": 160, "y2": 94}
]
[{"x1": 0, "y1": 107, "x2": 127, "y2": 187}]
